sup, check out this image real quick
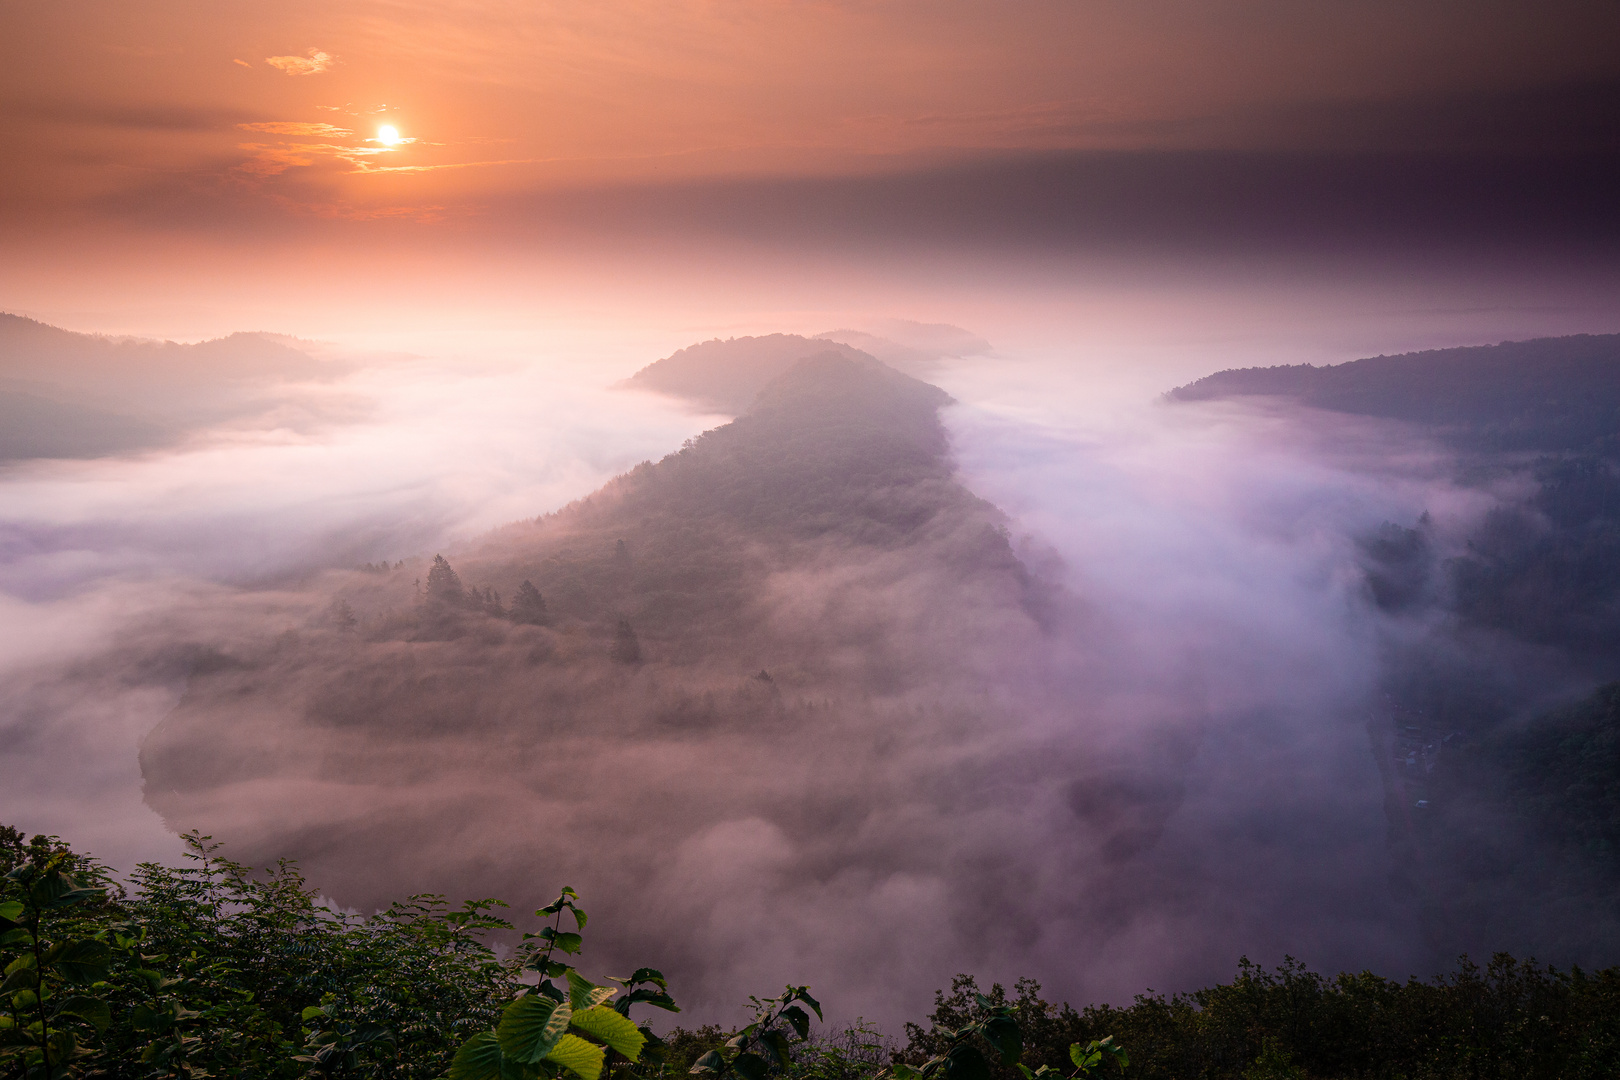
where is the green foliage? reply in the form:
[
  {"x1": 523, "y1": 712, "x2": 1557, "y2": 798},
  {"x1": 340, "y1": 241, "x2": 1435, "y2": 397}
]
[
  {"x1": 687, "y1": 986, "x2": 822, "y2": 1080},
  {"x1": 448, "y1": 887, "x2": 680, "y2": 1080},
  {"x1": 1, "y1": 828, "x2": 525, "y2": 1078}
]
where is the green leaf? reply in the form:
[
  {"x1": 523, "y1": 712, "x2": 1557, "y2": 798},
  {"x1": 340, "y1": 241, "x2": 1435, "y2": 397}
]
[
  {"x1": 0, "y1": 900, "x2": 21, "y2": 923},
  {"x1": 779, "y1": 1005, "x2": 811, "y2": 1040},
  {"x1": 451, "y1": 1032, "x2": 508, "y2": 1080},
  {"x1": 552, "y1": 932, "x2": 583, "y2": 954},
  {"x1": 0, "y1": 963, "x2": 37, "y2": 994},
  {"x1": 793, "y1": 989, "x2": 823, "y2": 1021},
  {"x1": 132, "y1": 1004, "x2": 167, "y2": 1032},
  {"x1": 572, "y1": 909, "x2": 588, "y2": 931},
  {"x1": 732, "y1": 1052, "x2": 770, "y2": 1080},
  {"x1": 1069, "y1": 1045, "x2": 1097, "y2": 1071},
  {"x1": 58, "y1": 996, "x2": 111, "y2": 1032},
  {"x1": 302, "y1": 1006, "x2": 328, "y2": 1021},
  {"x1": 623, "y1": 988, "x2": 679, "y2": 1014},
  {"x1": 546, "y1": 1032, "x2": 606, "y2": 1080},
  {"x1": 567, "y1": 970, "x2": 615, "y2": 1011},
  {"x1": 618, "y1": 967, "x2": 667, "y2": 989},
  {"x1": 982, "y1": 1016, "x2": 1022, "y2": 1065},
  {"x1": 54, "y1": 938, "x2": 111, "y2": 984},
  {"x1": 570, "y1": 1005, "x2": 646, "y2": 1060},
  {"x1": 690, "y1": 1050, "x2": 724, "y2": 1075},
  {"x1": 761, "y1": 1029, "x2": 793, "y2": 1068},
  {"x1": 499, "y1": 993, "x2": 573, "y2": 1064}
]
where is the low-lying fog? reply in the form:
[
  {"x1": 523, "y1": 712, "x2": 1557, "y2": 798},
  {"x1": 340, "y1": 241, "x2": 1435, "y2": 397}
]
[{"x1": 3, "y1": 273, "x2": 1619, "y2": 1029}]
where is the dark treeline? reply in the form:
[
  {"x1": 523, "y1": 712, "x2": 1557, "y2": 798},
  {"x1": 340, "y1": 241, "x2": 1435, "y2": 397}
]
[{"x1": 6, "y1": 825, "x2": 1620, "y2": 1079}]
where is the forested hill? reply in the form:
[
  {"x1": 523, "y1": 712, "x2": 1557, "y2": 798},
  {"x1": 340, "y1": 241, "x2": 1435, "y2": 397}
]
[
  {"x1": 139, "y1": 346, "x2": 1062, "y2": 1011},
  {"x1": 1168, "y1": 333, "x2": 1620, "y2": 452},
  {"x1": 627, "y1": 333, "x2": 871, "y2": 414}
]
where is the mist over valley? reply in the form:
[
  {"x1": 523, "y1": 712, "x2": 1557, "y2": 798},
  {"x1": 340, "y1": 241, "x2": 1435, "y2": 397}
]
[{"x1": 8, "y1": 313, "x2": 1620, "y2": 1034}]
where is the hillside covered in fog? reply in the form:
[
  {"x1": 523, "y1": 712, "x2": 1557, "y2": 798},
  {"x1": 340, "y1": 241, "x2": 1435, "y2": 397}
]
[
  {"x1": 124, "y1": 328, "x2": 1620, "y2": 1023},
  {"x1": 139, "y1": 344, "x2": 1096, "y2": 1019},
  {"x1": 1172, "y1": 333, "x2": 1620, "y2": 965}
]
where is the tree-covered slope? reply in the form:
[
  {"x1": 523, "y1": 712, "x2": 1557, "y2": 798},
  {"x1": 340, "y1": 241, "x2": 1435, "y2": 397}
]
[
  {"x1": 137, "y1": 351, "x2": 1065, "y2": 1015},
  {"x1": 1169, "y1": 333, "x2": 1620, "y2": 452}
]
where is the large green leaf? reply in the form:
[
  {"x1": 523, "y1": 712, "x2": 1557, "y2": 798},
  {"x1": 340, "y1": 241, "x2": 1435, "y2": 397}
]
[
  {"x1": 982, "y1": 1016, "x2": 1022, "y2": 1065},
  {"x1": 0, "y1": 900, "x2": 22, "y2": 923},
  {"x1": 570, "y1": 1005, "x2": 646, "y2": 1060},
  {"x1": 0, "y1": 959, "x2": 38, "y2": 994},
  {"x1": 732, "y1": 1051, "x2": 770, "y2": 1080},
  {"x1": 54, "y1": 938, "x2": 111, "y2": 985},
  {"x1": 779, "y1": 1005, "x2": 811, "y2": 1040},
  {"x1": 451, "y1": 1032, "x2": 507, "y2": 1080},
  {"x1": 546, "y1": 1032, "x2": 606, "y2": 1080},
  {"x1": 499, "y1": 993, "x2": 573, "y2": 1064},
  {"x1": 762, "y1": 1029, "x2": 795, "y2": 1068},
  {"x1": 58, "y1": 995, "x2": 111, "y2": 1032},
  {"x1": 567, "y1": 971, "x2": 615, "y2": 1011}
]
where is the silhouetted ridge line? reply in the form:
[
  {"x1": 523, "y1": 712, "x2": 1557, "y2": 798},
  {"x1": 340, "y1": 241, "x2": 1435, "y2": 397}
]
[{"x1": 1168, "y1": 333, "x2": 1620, "y2": 452}]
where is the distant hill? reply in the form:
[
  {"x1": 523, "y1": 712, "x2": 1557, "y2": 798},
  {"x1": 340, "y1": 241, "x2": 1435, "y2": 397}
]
[
  {"x1": 1168, "y1": 333, "x2": 1620, "y2": 453},
  {"x1": 0, "y1": 390, "x2": 165, "y2": 462},
  {"x1": 0, "y1": 313, "x2": 334, "y2": 461},
  {"x1": 626, "y1": 333, "x2": 873, "y2": 413}
]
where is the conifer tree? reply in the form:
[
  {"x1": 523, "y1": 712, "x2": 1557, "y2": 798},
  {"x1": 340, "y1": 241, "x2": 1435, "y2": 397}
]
[
  {"x1": 511, "y1": 580, "x2": 548, "y2": 625},
  {"x1": 424, "y1": 555, "x2": 466, "y2": 608}
]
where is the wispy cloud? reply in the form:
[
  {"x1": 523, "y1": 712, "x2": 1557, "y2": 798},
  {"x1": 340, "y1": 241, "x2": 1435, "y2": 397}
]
[
  {"x1": 233, "y1": 141, "x2": 392, "y2": 176},
  {"x1": 265, "y1": 49, "x2": 335, "y2": 76},
  {"x1": 238, "y1": 122, "x2": 354, "y2": 138}
]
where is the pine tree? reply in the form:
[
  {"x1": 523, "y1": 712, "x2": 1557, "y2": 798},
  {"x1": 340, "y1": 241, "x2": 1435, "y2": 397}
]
[
  {"x1": 325, "y1": 597, "x2": 358, "y2": 632},
  {"x1": 511, "y1": 580, "x2": 547, "y2": 625},
  {"x1": 424, "y1": 555, "x2": 466, "y2": 608}
]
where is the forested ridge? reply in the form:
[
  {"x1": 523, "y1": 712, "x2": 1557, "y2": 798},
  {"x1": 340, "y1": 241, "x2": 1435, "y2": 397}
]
[
  {"x1": 134, "y1": 348, "x2": 1069, "y2": 1015},
  {"x1": 7, "y1": 825, "x2": 1620, "y2": 1080}
]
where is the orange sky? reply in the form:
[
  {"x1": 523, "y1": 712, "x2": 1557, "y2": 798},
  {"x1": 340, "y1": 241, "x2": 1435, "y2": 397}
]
[{"x1": 4, "y1": 0, "x2": 1619, "y2": 229}]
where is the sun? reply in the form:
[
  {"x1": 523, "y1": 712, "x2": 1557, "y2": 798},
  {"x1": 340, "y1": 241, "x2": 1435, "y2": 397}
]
[{"x1": 377, "y1": 125, "x2": 401, "y2": 146}]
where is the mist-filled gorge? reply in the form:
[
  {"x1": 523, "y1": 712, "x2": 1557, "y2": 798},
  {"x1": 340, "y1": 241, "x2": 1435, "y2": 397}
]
[{"x1": 8, "y1": 2, "x2": 1620, "y2": 1076}]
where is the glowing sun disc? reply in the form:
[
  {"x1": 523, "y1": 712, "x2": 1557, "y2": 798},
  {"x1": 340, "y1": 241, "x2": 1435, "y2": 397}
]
[{"x1": 377, "y1": 125, "x2": 401, "y2": 146}]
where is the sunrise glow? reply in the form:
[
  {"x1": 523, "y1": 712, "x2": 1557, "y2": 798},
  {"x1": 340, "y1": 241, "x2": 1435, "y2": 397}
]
[{"x1": 3, "y1": 2, "x2": 1620, "y2": 1063}]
